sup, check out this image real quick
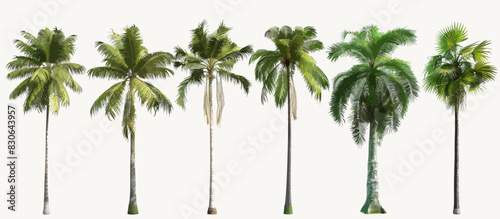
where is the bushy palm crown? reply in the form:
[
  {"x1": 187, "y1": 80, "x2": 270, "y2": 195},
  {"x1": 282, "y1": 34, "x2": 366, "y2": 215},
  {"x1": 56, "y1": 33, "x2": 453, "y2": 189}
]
[
  {"x1": 88, "y1": 25, "x2": 173, "y2": 138},
  {"x1": 174, "y1": 20, "x2": 253, "y2": 125},
  {"x1": 424, "y1": 23, "x2": 496, "y2": 111},
  {"x1": 328, "y1": 25, "x2": 419, "y2": 144},
  {"x1": 7, "y1": 28, "x2": 85, "y2": 113},
  {"x1": 249, "y1": 26, "x2": 329, "y2": 118}
]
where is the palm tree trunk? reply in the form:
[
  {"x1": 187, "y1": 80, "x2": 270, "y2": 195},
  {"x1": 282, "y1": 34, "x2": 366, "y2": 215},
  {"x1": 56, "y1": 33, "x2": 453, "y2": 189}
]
[
  {"x1": 284, "y1": 66, "x2": 293, "y2": 214},
  {"x1": 43, "y1": 105, "x2": 50, "y2": 215},
  {"x1": 360, "y1": 122, "x2": 386, "y2": 214},
  {"x1": 453, "y1": 109, "x2": 460, "y2": 214},
  {"x1": 127, "y1": 133, "x2": 138, "y2": 214},
  {"x1": 207, "y1": 77, "x2": 217, "y2": 215},
  {"x1": 127, "y1": 92, "x2": 138, "y2": 215}
]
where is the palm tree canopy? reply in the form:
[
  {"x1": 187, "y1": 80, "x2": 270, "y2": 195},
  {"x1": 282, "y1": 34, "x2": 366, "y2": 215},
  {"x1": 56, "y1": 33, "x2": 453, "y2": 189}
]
[
  {"x1": 174, "y1": 20, "x2": 253, "y2": 125},
  {"x1": 88, "y1": 25, "x2": 174, "y2": 138},
  {"x1": 249, "y1": 25, "x2": 329, "y2": 118},
  {"x1": 328, "y1": 25, "x2": 419, "y2": 145},
  {"x1": 423, "y1": 23, "x2": 496, "y2": 111},
  {"x1": 7, "y1": 27, "x2": 85, "y2": 113}
]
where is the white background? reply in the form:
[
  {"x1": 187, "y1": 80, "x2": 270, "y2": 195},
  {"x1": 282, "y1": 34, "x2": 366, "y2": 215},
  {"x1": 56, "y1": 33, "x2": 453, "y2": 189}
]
[{"x1": 1, "y1": 0, "x2": 499, "y2": 218}]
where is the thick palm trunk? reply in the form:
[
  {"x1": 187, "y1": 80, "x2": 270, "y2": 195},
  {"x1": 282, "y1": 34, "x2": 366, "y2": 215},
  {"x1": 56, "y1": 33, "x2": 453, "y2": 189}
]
[
  {"x1": 207, "y1": 78, "x2": 217, "y2": 215},
  {"x1": 43, "y1": 105, "x2": 50, "y2": 215},
  {"x1": 284, "y1": 67, "x2": 293, "y2": 214},
  {"x1": 453, "y1": 109, "x2": 460, "y2": 214},
  {"x1": 360, "y1": 122, "x2": 386, "y2": 214},
  {"x1": 128, "y1": 133, "x2": 138, "y2": 214}
]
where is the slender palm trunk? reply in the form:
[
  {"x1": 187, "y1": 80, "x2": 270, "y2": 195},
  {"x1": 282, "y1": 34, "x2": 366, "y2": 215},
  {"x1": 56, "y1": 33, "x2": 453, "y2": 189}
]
[
  {"x1": 453, "y1": 109, "x2": 460, "y2": 214},
  {"x1": 207, "y1": 77, "x2": 217, "y2": 215},
  {"x1": 360, "y1": 122, "x2": 386, "y2": 214},
  {"x1": 284, "y1": 66, "x2": 293, "y2": 214},
  {"x1": 128, "y1": 93, "x2": 138, "y2": 214},
  {"x1": 127, "y1": 134, "x2": 138, "y2": 214},
  {"x1": 43, "y1": 105, "x2": 50, "y2": 215}
]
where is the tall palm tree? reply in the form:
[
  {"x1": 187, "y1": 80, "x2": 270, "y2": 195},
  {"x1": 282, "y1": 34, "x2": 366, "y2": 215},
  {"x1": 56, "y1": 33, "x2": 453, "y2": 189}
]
[
  {"x1": 88, "y1": 25, "x2": 174, "y2": 215},
  {"x1": 423, "y1": 23, "x2": 496, "y2": 215},
  {"x1": 328, "y1": 25, "x2": 418, "y2": 214},
  {"x1": 6, "y1": 27, "x2": 85, "y2": 215},
  {"x1": 249, "y1": 25, "x2": 329, "y2": 214},
  {"x1": 174, "y1": 20, "x2": 253, "y2": 215}
]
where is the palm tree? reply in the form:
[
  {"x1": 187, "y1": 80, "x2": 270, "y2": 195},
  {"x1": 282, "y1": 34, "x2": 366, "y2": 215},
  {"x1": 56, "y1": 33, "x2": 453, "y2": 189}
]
[
  {"x1": 328, "y1": 25, "x2": 418, "y2": 214},
  {"x1": 174, "y1": 20, "x2": 253, "y2": 215},
  {"x1": 249, "y1": 25, "x2": 329, "y2": 214},
  {"x1": 6, "y1": 27, "x2": 85, "y2": 215},
  {"x1": 423, "y1": 23, "x2": 496, "y2": 215},
  {"x1": 88, "y1": 25, "x2": 174, "y2": 215}
]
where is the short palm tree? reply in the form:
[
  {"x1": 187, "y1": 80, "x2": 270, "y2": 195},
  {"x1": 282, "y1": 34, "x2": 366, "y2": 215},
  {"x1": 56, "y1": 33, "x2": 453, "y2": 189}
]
[
  {"x1": 249, "y1": 25, "x2": 329, "y2": 214},
  {"x1": 328, "y1": 25, "x2": 418, "y2": 214},
  {"x1": 6, "y1": 27, "x2": 85, "y2": 215},
  {"x1": 88, "y1": 25, "x2": 174, "y2": 215},
  {"x1": 174, "y1": 20, "x2": 253, "y2": 215},
  {"x1": 423, "y1": 23, "x2": 496, "y2": 215}
]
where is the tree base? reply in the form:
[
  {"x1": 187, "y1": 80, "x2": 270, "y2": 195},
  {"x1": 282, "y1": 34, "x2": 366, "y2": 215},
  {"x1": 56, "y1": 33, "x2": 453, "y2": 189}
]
[
  {"x1": 128, "y1": 204, "x2": 138, "y2": 215},
  {"x1": 207, "y1": 207, "x2": 217, "y2": 215},
  {"x1": 453, "y1": 208, "x2": 461, "y2": 215},
  {"x1": 284, "y1": 205, "x2": 293, "y2": 214},
  {"x1": 43, "y1": 203, "x2": 50, "y2": 215},
  {"x1": 361, "y1": 199, "x2": 386, "y2": 214}
]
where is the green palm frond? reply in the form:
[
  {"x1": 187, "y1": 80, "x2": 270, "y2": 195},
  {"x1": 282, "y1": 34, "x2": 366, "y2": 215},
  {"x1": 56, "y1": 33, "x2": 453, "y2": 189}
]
[
  {"x1": 122, "y1": 89, "x2": 136, "y2": 139},
  {"x1": 121, "y1": 25, "x2": 146, "y2": 69},
  {"x1": 437, "y1": 22, "x2": 468, "y2": 54},
  {"x1": 135, "y1": 51, "x2": 174, "y2": 79},
  {"x1": 130, "y1": 77, "x2": 172, "y2": 114},
  {"x1": 176, "y1": 69, "x2": 205, "y2": 109},
  {"x1": 217, "y1": 69, "x2": 251, "y2": 93}
]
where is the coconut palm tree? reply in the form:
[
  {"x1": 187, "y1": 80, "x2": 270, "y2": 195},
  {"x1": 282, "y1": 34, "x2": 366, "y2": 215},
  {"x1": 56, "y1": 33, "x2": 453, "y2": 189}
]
[
  {"x1": 174, "y1": 20, "x2": 253, "y2": 215},
  {"x1": 328, "y1": 25, "x2": 418, "y2": 214},
  {"x1": 423, "y1": 23, "x2": 496, "y2": 215},
  {"x1": 6, "y1": 27, "x2": 85, "y2": 215},
  {"x1": 249, "y1": 25, "x2": 329, "y2": 214},
  {"x1": 88, "y1": 25, "x2": 174, "y2": 215}
]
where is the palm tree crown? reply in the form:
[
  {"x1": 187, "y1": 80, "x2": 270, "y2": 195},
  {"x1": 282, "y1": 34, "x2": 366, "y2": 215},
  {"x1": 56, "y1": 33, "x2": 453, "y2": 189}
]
[
  {"x1": 175, "y1": 20, "x2": 253, "y2": 124},
  {"x1": 250, "y1": 25, "x2": 329, "y2": 116},
  {"x1": 7, "y1": 27, "x2": 85, "y2": 113},
  {"x1": 89, "y1": 25, "x2": 174, "y2": 138},
  {"x1": 424, "y1": 23, "x2": 496, "y2": 111},
  {"x1": 329, "y1": 25, "x2": 419, "y2": 145}
]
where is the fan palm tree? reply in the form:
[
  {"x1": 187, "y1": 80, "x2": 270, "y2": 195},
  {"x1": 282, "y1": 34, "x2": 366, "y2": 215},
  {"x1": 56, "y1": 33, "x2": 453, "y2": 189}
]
[
  {"x1": 328, "y1": 25, "x2": 418, "y2": 214},
  {"x1": 249, "y1": 25, "x2": 329, "y2": 214},
  {"x1": 423, "y1": 23, "x2": 496, "y2": 215},
  {"x1": 6, "y1": 27, "x2": 85, "y2": 215},
  {"x1": 88, "y1": 25, "x2": 174, "y2": 215},
  {"x1": 174, "y1": 20, "x2": 253, "y2": 215}
]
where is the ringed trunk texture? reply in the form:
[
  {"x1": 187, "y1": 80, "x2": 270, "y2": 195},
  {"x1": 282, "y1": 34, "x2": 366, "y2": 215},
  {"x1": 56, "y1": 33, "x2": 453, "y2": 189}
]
[
  {"x1": 128, "y1": 134, "x2": 138, "y2": 214},
  {"x1": 284, "y1": 66, "x2": 293, "y2": 214},
  {"x1": 207, "y1": 77, "x2": 217, "y2": 215},
  {"x1": 453, "y1": 109, "x2": 460, "y2": 215},
  {"x1": 43, "y1": 105, "x2": 50, "y2": 215},
  {"x1": 360, "y1": 122, "x2": 386, "y2": 214}
]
